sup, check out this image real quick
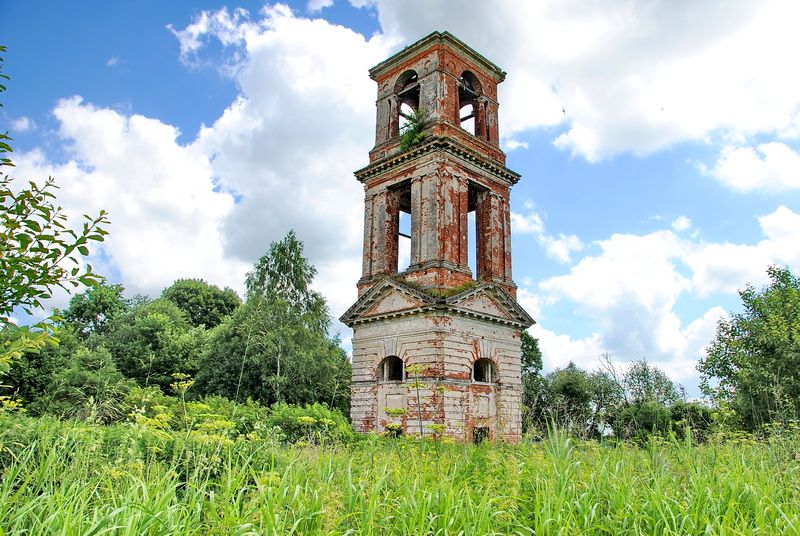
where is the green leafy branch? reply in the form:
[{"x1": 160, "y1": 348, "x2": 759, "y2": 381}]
[
  {"x1": 0, "y1": 44, "x2": 111, "y2": 373},
  {"x1": 1, "y1": 176, "x2": 110, "y2": 319},
  {"x1": 398, "y1": 107, "x2": 430, "y2": 152}
]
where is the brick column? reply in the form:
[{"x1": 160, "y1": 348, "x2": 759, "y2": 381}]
[
  {"x1": 438, "y1": 171, "x2": 467, "y2": 267},
  {"x1": 410, "y1": 176, "x2": 423, "y2": 266},
  {"x1": 476, "y1": 190, "x2": 508, "y2": 282},
  {"x1": 361, "y1": 191, "x2": 373, "y2": 279},
  {"x1": 475, "y1": 190, "x2": 491, "y2": 279},
  {"x1": 501, "y1": 194, "x2": 513, "y2": 283},
  {"x1": 476, "y1": 96, "x2": 488, "y2": 141},
  {"x1": 456, "y1": 176, "x2": 469, "y2": 267},
  {"x1": 368, "y1": 189, "x2": 399, "y2": 276}
]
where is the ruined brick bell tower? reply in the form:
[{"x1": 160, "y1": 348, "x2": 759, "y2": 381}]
[{"x1": 340, "y1": 32, "x2": 534, "y2": 442}]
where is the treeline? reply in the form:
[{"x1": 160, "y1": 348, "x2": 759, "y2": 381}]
[
  {"x1": 2, "y1": 232, "x2": 351, "y2": 430},
  {"x1": 522, "y1": 265, "x2": 800, "y2": 441},
  {"x1": 3, "y1": 234, "x2": 798, "y2": 445},
  {"x1": 522, "y1": 352, "x2": 712, "y2": 442}
]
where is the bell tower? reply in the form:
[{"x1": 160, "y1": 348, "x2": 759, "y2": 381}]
[{"x1": 341, "y1": 32, "x2": 534, "y2": 442}]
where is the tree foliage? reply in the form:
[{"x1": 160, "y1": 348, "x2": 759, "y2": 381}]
[
  {"x1": 521, "y1": 330, "x2": 542, "y2": 374},
  {"x1": 0, "y1": 45, "x2": 110, "y2": 372},
  {"x1": 102, "y1": 299, "x2": 207, "y2": 392},
  {"x1": 62, "y1": 283, "x2": 128, "y2": 337},
  {"x1": 623, "y1": 358, "x2": 682, "y2": 406},
  {"x1": 196, "y1": 232, "x2": 350, "y2": 412},
  {"x1": 35, "y1": 345, "x2": 132, "y2": 424},
  {"x1": 0, "y1": 177, "x2": 109, "y2": 319},
  {"x1": 245, "y1": 230, "x2": 327, "y2": 327},
  {"x1": 521, "y1": 331, "x2": 548, "y2": 433},
  {"x1": 522, "y1": 354, "x2": 699, "y2": 441},
  {"x1": 161, "y1": 278, "x2": 240, "y2": 329},
  {"x1": 2, "y1": 327, "x2": 79, "y2": 406},
  {"x1": 699, "y1": 265, "x2": 800, "y2": 430},
  {"x1": 398, "y1": 107, "x2": 430, "y2": 151}
]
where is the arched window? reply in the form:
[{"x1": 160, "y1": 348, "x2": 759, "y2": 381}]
[
  {"x1": 378, "y1": 355, "x2": 404, "y2": 382},
  {"x1": 473, "y1": 358, "x2": 497, "y2": 383},
  {"x1": 459, "y1": 71, "x2": 482, "y2": 137},
  {"x1": 393, "y1": 70, "x2": 419, "y2": 137}
]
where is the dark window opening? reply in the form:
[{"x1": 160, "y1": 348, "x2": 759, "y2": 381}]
[
  {"x1": 459, "y1": 71, "x2": 482, "y2": 137},
  {"x1": 386, "y1": 424, "x2": 403, "y2": 438},
  {"x1": 473, "y1": 358, "x2": 496, "y2": 383},
  {"x1": 473, "y1": 426, "x2": 489, "y2": 444},
  {"x1": 379, "y1": 355, "x2": 404, "y2": 382}
]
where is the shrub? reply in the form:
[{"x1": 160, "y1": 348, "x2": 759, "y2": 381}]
[{"x1": 264, "y1": 402, "x2": 353, "y2": 444}]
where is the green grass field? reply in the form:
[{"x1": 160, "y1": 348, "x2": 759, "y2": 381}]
[{"x1": 1, "y1": 415, "x2": 798, "y2": 535}]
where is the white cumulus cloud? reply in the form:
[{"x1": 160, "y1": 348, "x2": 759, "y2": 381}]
[
  {"x1": 359, "y1": 0, "x2": 800, "y2": 164},
  {"x1": 527, "y1": 204, "x2": 800, "y2": 388},
  {"x1": 13, "y1": 96, "x2": 248, "y2": 301},
  {"x1": 671, "y1": 216, "x2": 691, "y2": 232},
  {"x1": 10, "y1": 116, "x2": 34, "y2": 132},
  {"x1": 512, "y1": 202, "x2": 583, "y2": 264},
  {"x1": 708, "y1": 142, "x2": 800, "y2": 193}
]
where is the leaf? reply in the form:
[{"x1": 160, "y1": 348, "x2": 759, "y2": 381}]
[{"x1": 25, "y1": 220, "x2": 42, "y2": 233}]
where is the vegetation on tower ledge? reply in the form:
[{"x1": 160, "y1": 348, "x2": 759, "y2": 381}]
[{"x1": 398, "y1": 107, "x2": 430, "y2": 151}]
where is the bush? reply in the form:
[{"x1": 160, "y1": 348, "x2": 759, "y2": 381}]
[
  {"x1": 612, "y1": 400, "x2": 671, "y2": 442},
  {"x1": 34, "y1": 345, "x2": 133, "y2": 424},
  {"x1": 671, "y1": 401, "x2": 713, "y2": 442},
  {"x1": 264, "y1": 402, "x2": 353, "y2": 444},
  {"x1": 124, "y1": 385, "x2": 271, "y2": 440}
]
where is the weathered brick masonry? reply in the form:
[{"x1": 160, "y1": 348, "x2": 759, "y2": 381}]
[{"x1": 340, "y1": 32, "x2": 534, "y2": 443}]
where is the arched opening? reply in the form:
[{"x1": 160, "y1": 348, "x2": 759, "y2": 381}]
[
  {"x1": 459, "y1": 71, "x2": 482, "y2": 138},
  {"x1": 391, "y1": 180, "x2": 412, "y2": 273},
  {"x1": 467, "y1": 181, "x2": 488, "y2": 278},
  {"x1": 473, "y1": 358, "x2": 497, "y2": 383},
  {"x1": 378, "y1": 355, "x2": 404, "y2": 382},
  {"x1": 393, "y1": 70, "x2": 419, "y2": 138}
]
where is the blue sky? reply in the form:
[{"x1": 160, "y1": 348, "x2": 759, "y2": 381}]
[{"x1": 3, "y1": 1, "x2": 800, "y2": 395}]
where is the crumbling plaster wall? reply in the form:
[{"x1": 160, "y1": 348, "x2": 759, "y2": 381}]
[
  {"x1": 351, "y1": 312, "x2": 522, "y2": 442},
  {"x1": 358, "y1": 151, "x2": 515, "y2": 298}
]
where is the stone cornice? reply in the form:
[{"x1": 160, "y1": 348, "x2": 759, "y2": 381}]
[
  {"x1": 355, "y1": 137, "x2": 521, "y2": 185},
  {"x1": 340, "y1": 276, "x2": 533, "y2": 329},
  {"x1": 368, "y1": 31, "x2": 506, "y2": 82}
]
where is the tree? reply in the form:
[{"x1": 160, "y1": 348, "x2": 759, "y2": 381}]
[
  {"x1": 196, "y1": 300, "x2": 351, "y2": 412},
  {"x1": 101, "y1": 299, "x2": 207, "y2": 392},
  {"x1": 195, "y1": 232, "x2": 351, "y2": 412},
  {"x1": 520, "y1": 330, "x2": 547, "y2": 433},
  {"x1": 587, "y1": 370, "x2": 624, "y2": 437},
  {"x1": 35, "y1": 345, "x2": 133, "y2": 424},
  {"x1": 521, "y1": 330, "x2": 542, "y2": 373},
  {"x1": 398, "y1": 107, "x2": 430, "y2": 151},
  {"x1": 547, "y1": 362, "x2": 593, "y2": 436},
  {"x1": 623, "y1": 358, "x2": 682, "y2": 406},
  {"x1": 699, "y1": 265, "x2": 800, "y2": 430},
  {"x1": 61, "y1": 282, "x2": 128, "y2": 337},
  {"x1": 161, "y1": 278, "x2": 240, "y2": 329},
  {"x1": 598, "y1": 355, "x2": 685, "y2": 441},
  {"x1": 244, "y1": 230, "x2": 329, "y2": 333},
  {"x1": 2, "y1": 326, "x2": 79, "y2": 407},
  {"x1": 0, "y1": 45, "x2": 109, "y2": 372}
]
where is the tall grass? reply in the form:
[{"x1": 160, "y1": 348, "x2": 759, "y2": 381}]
[{"x1": 1, "y1": 415, "x2": 798, "y2": 535}]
